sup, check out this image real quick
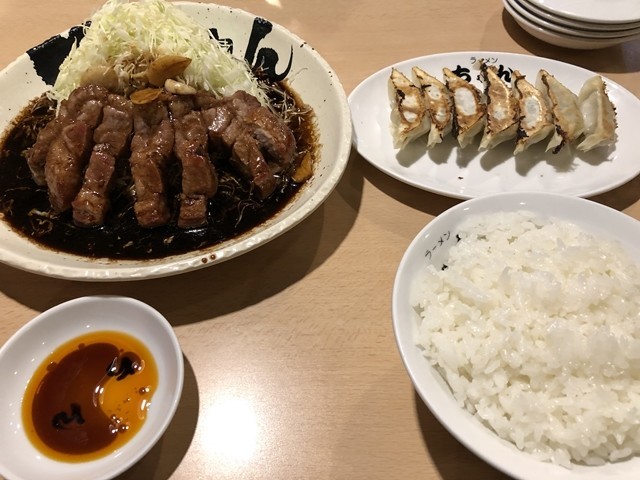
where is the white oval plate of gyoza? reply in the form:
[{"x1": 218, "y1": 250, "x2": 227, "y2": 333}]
[{"x1": 348, "y1": 51, "x2": 640, "y2": 199}]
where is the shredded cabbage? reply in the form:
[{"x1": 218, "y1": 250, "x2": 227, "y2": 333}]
[{"x1": 51, "y1": 0, "x2": 268, "y2": 104}]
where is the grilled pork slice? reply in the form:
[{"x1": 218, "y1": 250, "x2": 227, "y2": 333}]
[
  {"x1": 72, "y1": 94, "x2": 134, "y2": 226},
  {"x1": 61, "y1": 85, "x2": 110, "y2": 125},
  {"x1": 45, "y1": 121, "x2": 94, "y2": 212},
  {"x1": 170, "y1": 95, "x2": 218, "y2": 228},
  {"x1": 388, "y1": 67, "x2": 430, "y2": 149},
  {"x1": 129, "y1": 99, "x2": 174, "y2": 228},
  {"x1": 202, "y1": 101, "x2": 242, "y2": 150},
  {"x1": 235, "y1": 92, "x2": 296, "y2": 171},
  {"x1": 44, "y1": 85, "x2": 109, "y2": 212},
  {"x1": 512, "y1": 70, "x2": 554, "y2": 155},
  {"x1": 245, "y1": 108, "x2": 295, "y2": 171},
  {"x1": 27, "y1": 119, "x2": 62, "y2": 186},
  {"x1": 28, "y1": 86, "x2": 108, "y2": 186},
  {"x1": 479, "y1": 63, "x2": 519, "y2": 150},
  {"x1": 443, "y1": 68, "x2": 485, "y2": 148},
  {"x1": 201, "y1": 90, "x2": 293, "y2": 198},
  {"x1": 231, "y1": 134, "x2": 278, "y2": 199},
  {"x1": 411, "y1": 67, "x2": 453, "y2": 149},
  {"x1": 202, "y1": 97, "x2": 275, "y2": 198}
]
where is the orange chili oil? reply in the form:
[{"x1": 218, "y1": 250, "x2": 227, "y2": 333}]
[{"x1": 22, "y1": 331, "x2": 158, "y2": 462}]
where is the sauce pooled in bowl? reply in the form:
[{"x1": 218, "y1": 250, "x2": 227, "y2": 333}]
[{"x1": 22, "y1": 330, "x2": 158, "y2": 462}]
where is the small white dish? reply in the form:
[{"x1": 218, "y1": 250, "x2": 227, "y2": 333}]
[
  {"x1": 519, "y1": 0, "x2": 640, "y2": 31},
  {"x1": 504, "y1": 0, "x2": 636, "y2": 49},
  {"x1": 507, "y1": 0, "x2": 640, "y2": 39},
  {"x1": 0, "y1": 2, "x2": 352, "y2": 281},
  {"x1": 0, "y1": 296, "x2": 184, "y2": 480},
  {"x1": 349, "y1": 51, "x2": 640, "y2": 199},
  {"x1": 527, "y1": 0, "x2": 640, "y2": 24},
  {"x1": 393, "y1": 192, "x2": 640, "y2": 480}
]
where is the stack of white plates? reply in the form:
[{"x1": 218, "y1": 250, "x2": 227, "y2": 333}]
[{"x1": 504, "y1": 0, "x2": 640, "y2": 49}]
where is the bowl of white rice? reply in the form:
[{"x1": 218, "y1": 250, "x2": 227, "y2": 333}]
[{"x1": 392, "y1": 192, "x2": 640, "y2": 480}]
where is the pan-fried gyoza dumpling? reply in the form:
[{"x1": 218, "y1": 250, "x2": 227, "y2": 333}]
[
  {"x1": 443, "y1": 67, "x2": 485, "y2": 148},
  {"x1": 512, "y1": 70, "x2": 554, "y2": 155},
  {"x1": 479, "y1": 63, "x2": 519, "y2": 150},
  {"x1": 388, "y1": 68, "x2": 430, "y2": 149},
  {"x1": 411, "y1": 67, "x2": 453, "y2": 149},
  {"x1": 536, "y1": 69, "x2": 584, "y2": 153},
  {"x1": 577, "y1": 75, "x2": 617, "y2": 152}
]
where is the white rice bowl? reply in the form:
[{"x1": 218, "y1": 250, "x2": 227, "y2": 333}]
[{"x1": 392, "y1": 192, "x2": 640, "y2": 480}]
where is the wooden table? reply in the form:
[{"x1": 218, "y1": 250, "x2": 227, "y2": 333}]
[{"x1": 1, "y1": 1, "x2": 639, "y2": 479}]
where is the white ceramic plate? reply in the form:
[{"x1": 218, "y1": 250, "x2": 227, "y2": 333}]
[
  {"x1": 508, "y1": 0, "x2": 640, "y2": 38},
  {"x1": 349, "y1": 52, "x2": 640, "y2": 197},
  {"x1": 392, "y1": 192, "x2": 640, "y2": 480},
  {"x1": 527, "y1": 0, "x2": 640, "y2": 24},
  {"x1": 0, "y1": 2, "x2": 352, "y2": 281},
  {"x1": 519, "y1": 0, "x2": 640, "y2": 31},
  {"x1": 503, "y1": 1, "x2": 638, "y2": 48},
  {"x1": 0, "y1": 296, "x2": 184, "y2": 480}
]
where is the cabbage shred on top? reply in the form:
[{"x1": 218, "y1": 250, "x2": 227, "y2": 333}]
[{"x1": 51, "y1": 0, "x2": 269, "y2": 104}]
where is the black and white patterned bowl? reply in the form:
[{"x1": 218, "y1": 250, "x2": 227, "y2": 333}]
[{"x1": 0, "y1": 2, "x2": 352, "y2": 281}]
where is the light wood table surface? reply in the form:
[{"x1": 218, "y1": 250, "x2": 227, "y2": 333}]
[{"x1": 1, "y1": 1, "x2": 639, "y2": 479}]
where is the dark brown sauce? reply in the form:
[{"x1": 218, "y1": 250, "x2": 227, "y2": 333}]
[
  {"x1": 22, "y1": 331, "x2": 158, "y2": 462},
  {"x1": 0, "y1": 82, "x2": 317, "y2": 259}
]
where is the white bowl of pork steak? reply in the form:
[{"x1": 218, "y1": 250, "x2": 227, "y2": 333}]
[{"x1": 0, "y1": 0, "x2": 352, "y2": 281}]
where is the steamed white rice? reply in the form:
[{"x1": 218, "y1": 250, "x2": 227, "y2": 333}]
[{"x1": 413, "y1": 210, "x2": 640, "y2": 468}]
